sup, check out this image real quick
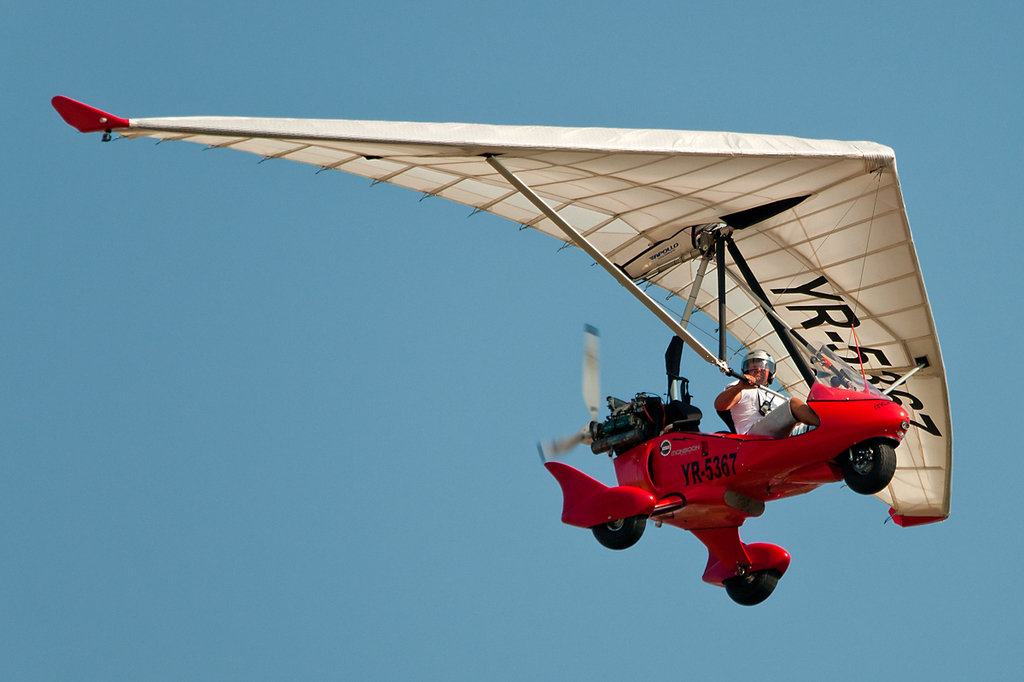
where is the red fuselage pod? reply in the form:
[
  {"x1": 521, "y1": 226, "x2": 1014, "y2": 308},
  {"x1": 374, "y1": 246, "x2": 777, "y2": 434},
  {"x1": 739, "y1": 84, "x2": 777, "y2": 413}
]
[{"x1": 613, "y1": 387, "x2": 909, "y2": 531}]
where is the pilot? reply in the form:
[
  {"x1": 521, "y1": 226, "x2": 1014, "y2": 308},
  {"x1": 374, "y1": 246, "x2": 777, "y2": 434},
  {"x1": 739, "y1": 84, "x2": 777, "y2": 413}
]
[{"x1": 714, "y1": 349, "x2": 820, "y2": 437}]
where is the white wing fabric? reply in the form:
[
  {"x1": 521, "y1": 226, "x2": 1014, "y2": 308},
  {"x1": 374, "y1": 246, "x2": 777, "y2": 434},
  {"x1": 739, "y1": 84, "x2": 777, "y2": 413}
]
[{"x1": 62, "y1": 100, "x2": 951, "y2": 521}]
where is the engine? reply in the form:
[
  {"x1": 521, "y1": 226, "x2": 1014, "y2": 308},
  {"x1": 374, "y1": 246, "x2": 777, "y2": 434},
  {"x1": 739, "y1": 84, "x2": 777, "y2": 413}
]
[{"x1": 590, "y1": 393, "x2": 664, "y2": 455}]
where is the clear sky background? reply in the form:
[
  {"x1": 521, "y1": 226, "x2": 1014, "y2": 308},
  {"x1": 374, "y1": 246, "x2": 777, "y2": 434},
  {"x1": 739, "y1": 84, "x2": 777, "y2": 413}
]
[{"x1": 3, "y1": 2, "x2": 1022, "y2": 680}]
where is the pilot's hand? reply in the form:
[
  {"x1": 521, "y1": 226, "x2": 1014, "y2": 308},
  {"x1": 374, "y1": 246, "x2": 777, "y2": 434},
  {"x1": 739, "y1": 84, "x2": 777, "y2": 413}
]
[{"x1": 741, "y1": 373, "x2": 757, "y2": 387}]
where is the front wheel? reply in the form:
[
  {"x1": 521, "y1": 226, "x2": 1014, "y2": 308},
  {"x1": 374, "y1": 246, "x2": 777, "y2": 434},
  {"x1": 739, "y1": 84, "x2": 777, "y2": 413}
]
[
  {"x1": 591, "y1": 516, "x2": 646, "y2": 550},
  {"x1": 723, "y1": 569, "x2": 781, "y2": 606},
  {"x1": 841, "y1": 441, "x2": 897, "y2": 495}
]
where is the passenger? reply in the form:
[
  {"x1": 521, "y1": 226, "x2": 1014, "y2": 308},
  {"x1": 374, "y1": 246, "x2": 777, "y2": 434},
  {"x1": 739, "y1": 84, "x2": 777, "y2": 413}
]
[{"x1": 714, "y1": 349, "x2": 820, "y2": 437}]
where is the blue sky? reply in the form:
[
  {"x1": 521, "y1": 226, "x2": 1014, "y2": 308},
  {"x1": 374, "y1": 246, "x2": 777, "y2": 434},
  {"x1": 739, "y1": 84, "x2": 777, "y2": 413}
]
[{"x1": 3, "y1": 2, "x2": 1023, "y2": 680}]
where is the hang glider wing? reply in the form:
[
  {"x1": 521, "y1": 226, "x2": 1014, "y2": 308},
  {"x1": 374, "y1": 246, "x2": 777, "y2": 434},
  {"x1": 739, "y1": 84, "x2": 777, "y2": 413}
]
[{"x1": 53, "y1": 96, "x2": 951, "y2": 522}]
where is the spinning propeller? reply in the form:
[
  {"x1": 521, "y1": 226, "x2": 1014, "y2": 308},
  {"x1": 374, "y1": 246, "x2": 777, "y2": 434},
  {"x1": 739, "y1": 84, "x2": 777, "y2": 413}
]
[{"x1": 537, "y1": 325, "x2": 601, "y2": 462}]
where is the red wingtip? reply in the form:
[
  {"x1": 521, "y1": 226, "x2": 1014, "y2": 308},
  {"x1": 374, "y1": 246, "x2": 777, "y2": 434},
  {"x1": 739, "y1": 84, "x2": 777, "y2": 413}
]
[
  {"x1": 888, "y1": 508, "x2": 948, "y2": 527},
  {"x1": 52, "y1": 96, "x2": 130, "y2": 133}
]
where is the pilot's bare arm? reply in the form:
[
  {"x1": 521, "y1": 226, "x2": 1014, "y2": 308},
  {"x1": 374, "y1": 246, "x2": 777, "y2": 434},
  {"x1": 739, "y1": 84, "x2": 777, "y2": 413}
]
[{"x1": 714, "y1": 375, "x2": 756, "y2": 411}]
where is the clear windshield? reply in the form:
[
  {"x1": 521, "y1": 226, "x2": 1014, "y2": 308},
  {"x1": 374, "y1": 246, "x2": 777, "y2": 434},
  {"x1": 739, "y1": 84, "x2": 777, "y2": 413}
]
[{"x1": 804, "y1": 342, "x2": 887, "y2": 398}]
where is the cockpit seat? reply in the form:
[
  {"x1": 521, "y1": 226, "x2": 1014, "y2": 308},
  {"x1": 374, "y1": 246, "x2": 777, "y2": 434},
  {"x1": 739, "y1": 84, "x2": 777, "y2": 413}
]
[{"x1": 665, "y1": 400, "x2": 702, "y2": 432}]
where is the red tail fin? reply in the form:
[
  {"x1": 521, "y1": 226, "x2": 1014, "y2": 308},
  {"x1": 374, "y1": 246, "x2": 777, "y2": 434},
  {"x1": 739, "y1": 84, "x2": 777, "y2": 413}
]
[{"x1": 544, "y1": 462, "x2": 656, "y2": 528}]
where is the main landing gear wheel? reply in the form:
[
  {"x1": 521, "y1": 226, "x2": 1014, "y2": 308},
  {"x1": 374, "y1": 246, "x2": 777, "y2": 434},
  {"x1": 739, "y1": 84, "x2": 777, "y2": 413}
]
[
  {"x1": 591, "y1": 515, "x2": 646, "y2": 550},
  {"x1": 841, "y1": 441, "x2": 897, "y2": 495},
  {"x1": 723, "y1": 569, "x2": 781, "y2": 606}
]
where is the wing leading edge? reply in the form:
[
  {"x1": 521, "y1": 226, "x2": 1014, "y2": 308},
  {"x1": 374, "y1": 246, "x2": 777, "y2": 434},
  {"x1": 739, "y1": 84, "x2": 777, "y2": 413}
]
[{"x1": 53, "y1": 96, "x2": 951, "y2": 521}]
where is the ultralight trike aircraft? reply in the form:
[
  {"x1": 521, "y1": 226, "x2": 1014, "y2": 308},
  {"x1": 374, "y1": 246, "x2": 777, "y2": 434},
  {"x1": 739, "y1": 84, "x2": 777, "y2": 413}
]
[{"x1": 53, "y1": 96, "x2": 952, "y2": 605}]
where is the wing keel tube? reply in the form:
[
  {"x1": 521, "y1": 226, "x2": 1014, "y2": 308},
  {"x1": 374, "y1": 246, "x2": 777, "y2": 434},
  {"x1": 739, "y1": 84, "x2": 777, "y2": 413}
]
[{"x1": 52, "y1": 96, "x2": 130, "y2": 134}]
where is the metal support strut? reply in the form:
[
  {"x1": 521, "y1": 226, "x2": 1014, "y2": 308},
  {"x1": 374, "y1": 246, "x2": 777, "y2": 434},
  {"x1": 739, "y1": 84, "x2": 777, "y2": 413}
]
[
  {"x1": 485, "y1": 156, "x2": 731, "y2": 375},
  {"x1": 680, "y1": 256, "x2": 710, "y2": 331},
  {"x1": 717, "y1": 232, "x2": 728, "y2": 362},
  {"x1": 723, "y1": 237, "x2": 818, "y2": 389},
  {"x1": 883, "y1": 362, "x2": 927, "y2": 396}
]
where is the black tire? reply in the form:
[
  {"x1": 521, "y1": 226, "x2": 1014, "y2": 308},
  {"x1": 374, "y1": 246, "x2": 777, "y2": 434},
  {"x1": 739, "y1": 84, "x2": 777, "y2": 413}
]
[
  {"x1": 591, "y1": 515, "x2": 646, "y2": 550},
  {"x1": 723, "y1": 569, "x2": 781, "y2": 606},
  {"x1": 840, "y1": 441, "x2": 897, "y2": 495}
]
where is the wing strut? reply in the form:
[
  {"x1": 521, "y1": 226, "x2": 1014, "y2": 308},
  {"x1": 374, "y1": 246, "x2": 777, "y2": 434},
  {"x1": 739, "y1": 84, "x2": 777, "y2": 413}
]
[
  {"x1": 680, "y1": 255, "x2": 711, "y2": 330},
  {"x1": 723, "y1": 237, "x2": 818, "y2": 388},
  {"x1": 485, "y1": 156, "x2": 731, "y2": 376},
  {"x1": 717, "y1": 233, "x2": 728, "y2": 361},
  {"x1": 882, "y1": 362, "x2": 927, "y2": 396}
]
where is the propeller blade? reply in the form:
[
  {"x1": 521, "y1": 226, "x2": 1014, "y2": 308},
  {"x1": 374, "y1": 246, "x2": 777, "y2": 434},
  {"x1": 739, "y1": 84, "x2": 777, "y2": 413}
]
[
  {"x1": 537, "y1": 325, "x2": 601, "y2": 463},
  {"x1": 582, "y1": 325, "x2": 600, "y2": 422},
  {"x1": 537, "y1": 424, "x2": 594, "y2": 462}
]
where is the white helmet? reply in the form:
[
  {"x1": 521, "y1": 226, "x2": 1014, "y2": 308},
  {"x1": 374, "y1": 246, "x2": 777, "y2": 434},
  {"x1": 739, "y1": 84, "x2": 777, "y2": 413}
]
[{"x1": 742, "y1": 349, "x2": 776, "y2": 383}]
